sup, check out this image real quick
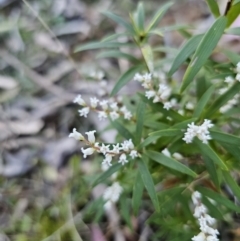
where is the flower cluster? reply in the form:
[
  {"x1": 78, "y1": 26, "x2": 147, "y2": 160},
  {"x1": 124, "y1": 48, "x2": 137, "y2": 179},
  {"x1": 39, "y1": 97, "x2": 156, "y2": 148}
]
[
  {"x1": 192, "y1": 191, "x2": 219, "y2": 241},
  {"x1": 103, "y1": 182, "x2": 123, "y2": 210},
  {"x1": 218, "y1": 62, "x2": 240, "y2": 113},
  {"x1": 162, "y1": 148, "x2": 183, "y2": 160},
  {"x1": 134, "y1": 73, "x2": 174, "y2": 110},
  {"x1": 69, "y1": 128, "x2": 139, "y2": 166},
  {"x1": 183, "y1": 119, "x2": 214, "y2": 144}
]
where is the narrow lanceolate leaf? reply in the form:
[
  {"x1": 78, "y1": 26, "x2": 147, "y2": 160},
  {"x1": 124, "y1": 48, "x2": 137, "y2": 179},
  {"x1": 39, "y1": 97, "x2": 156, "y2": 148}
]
[
  {"x1": 138, "y1": 136, "x2": 159, "y2": 149},
  {"x1": 226, "y1": 2, "x2": 240, "y2": 27},
  {"x1": 74, "y1": 41, "x2": 132, "y2": 52},
  {"x1": 96, "y1": 50, "x2": 139, "y2": 63},
  {"x1": 102, "y1": 11, "x2": 135, "y2": 33},
  {"x1": 205, "y1": 82, "x2": 240, "y2": 117},
  {"x1": 146, "y1": 151, "x2": 197, "y2": 177},
  {"x1": 135, "y1": 101, "x2": 146, "y2": 145},
  {"x1": 198, "y1": 187, "x2": 240, "y2": 212},
  {"x1": 205, "y1": 0, "x2": 220, "y2": 18},
  {"x1": 141, "y1": 45, "x2": 154, "y2": 72},
  {"x1": 111, "y1": 120, "x2": 134, "y2": 140},
  {"x1": 136, "y1": 2, "x2": 145, "y2": 33},
  {"x1": 194, "y1": 139, "x2": 228, "y2": 170},
  {"x1": 138, "y1": 157, "x2": 159, "y2": 212},
  {"x1": 210, "y1": 131, "x2": 240, "y2": 145},
  {"x1": 180, "y1": 16, "x2": 227, "y2": 93},
  {"x1": 172, "y1": 118, "x2": 197, "y2": 129},
  {"x1": 92, "y1": 163, "x2": 122, "y2": 186},
  {"x1": 149, "y1": 129, "x2": 182, "y2": 138},
  {"x1": 223, "y1": 171, "x2": 240, "y2": 201},
  {"x1": 111, "y1": 65, "x2": 141, "y2": 96},
  {"x1": 225, "y1": 27, "x2": 240, "y2": 36},
  {"x1": 202, "y1": 155, "x2": 220, "y2": 190},
  {"x1": 168, "y1": 34, "x2": 203, "y2": 76},
  {"x1": 193, "y1": 85, "x2": 215, "y2": 118},
  {"x1": 222, "y1": 49, "x2": 240, "y2": 64},
  {"x1": 146, "y1": 2, "x2": 173, "y2": 31},
  {"x1": 132, "y1": 171, "x2": 144, "y2": 215}
]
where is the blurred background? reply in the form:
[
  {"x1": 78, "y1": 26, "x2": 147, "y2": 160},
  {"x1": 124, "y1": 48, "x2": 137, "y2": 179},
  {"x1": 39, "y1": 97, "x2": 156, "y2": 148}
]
[{"x1": 0, "y1": 0, "x2": 239, "y2": 240}]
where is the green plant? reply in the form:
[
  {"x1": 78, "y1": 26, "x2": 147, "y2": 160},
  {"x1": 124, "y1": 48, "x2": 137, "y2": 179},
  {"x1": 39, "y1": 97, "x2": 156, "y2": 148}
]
[{"x1": 70, "y1": 1, "x2": 240, "y2": 240}]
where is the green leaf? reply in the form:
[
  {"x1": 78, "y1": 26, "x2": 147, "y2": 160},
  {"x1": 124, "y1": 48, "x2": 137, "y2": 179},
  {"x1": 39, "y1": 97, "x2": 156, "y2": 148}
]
[
  {"x1": 194, "y1": 139, "x2": 228, "y2": 170},
  {"x1": 168, "y1": 34, "x2": 203, "y2": 76},
  {"x1": 205, "y1": 82, "x2": 240, "y2": 117},
  {"x1": 222, "y1": 49, "x2": 240, "y2": 64},
  {"x1": 234, "y1": 0, "x2": 240, "y2": 4},
  {"x1": 225, "y1": 27, "x2": 240, "y2": 35},
  {"x1": 223, "y1": 171, "x2": 240, "y2": 200},
  {"x1": 180, "y1": 16, "x2": 227, "y2": 93},
  {"x1": 136, "y1": 2, "x2": 145, "y2": 33},
  {"x1": 74, "y1": 41, "x2": 132, "y2": 52},
  {"x1": 221, "y1": 144, "x2": 240, "y2": 160},
  {"x1": 193, "y1": 85, "x2": 215, "y2": 118},
  {"x1": 138, "y1": 157, "x2": 159, "y2": 212},
  {"x1": 171, "y1": 118, "x2": 197, "y2": 129},
  {"x1": 141, "y1": 45, "x2": 154, "y2": 72},
  {"x1": 226, "y1": 2, "x2": 240, "y2": 27},
  {"x1": 146, "y1": 2, "x2": 173, "y2": 31},
  {"x1": 111, "y1": 65, "x2": 142, "y2": 96},
  {"x1": 101, "y1": 32, "x2": 130, "y2": 42},
  {"x1": 149, "y1": 129, "x2": 182, "y2": 138},
  {"x1": 146, "y1": 151, "x2": 197, "y2": 177},
  {"x1": 92, "y1": 163, "x2": 122, "y2": 186},
  {"x1": 198, "y1": 187, "x2": 240, "y2": 212},
  {"x1": 138, "y1": 136, "x2": 159, "y2": 149},
  {"x1": 120, "y1": 195, "x2": 133, "y2": 230},
  {"x1": 96, "y1": 50, "x2": 139, "y2": 62},
  {"x1": 111, "y1": 120, "x2": 134, "y2": 140},
  {"x1": 132, "y1": 171, "x2": 144, "y2": 215},
  {"x1": 210, "y1": 131, "x2": 240, "y2": 145},
  {"x1": 135, "y1": 101, "x2": 146, "y2": 145},
  {"x1": 202, "y1": 155, "x2": 220, "y2": 190},
  {"x1": 156, "y1": 24, "x2": 191, "y2": 33},
  {"x1": 205, "y1": 0, "x2": 220, "y2": 18},
  {"x1": 102, "y1": 11, "x2": 135, "y2": 33}
]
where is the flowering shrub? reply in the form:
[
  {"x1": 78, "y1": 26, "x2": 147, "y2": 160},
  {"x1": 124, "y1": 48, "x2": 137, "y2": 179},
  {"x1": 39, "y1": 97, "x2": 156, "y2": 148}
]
[{"x1": 70, "y1": 1, "x2": 240, "y2": 240}]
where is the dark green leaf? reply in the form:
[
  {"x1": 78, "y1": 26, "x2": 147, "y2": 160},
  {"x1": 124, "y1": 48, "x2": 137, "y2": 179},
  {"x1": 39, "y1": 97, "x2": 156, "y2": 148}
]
[
  {"x1": 168, "y1": 34, "x2": 203, "y2": 76},
  {"x1": 223, "y1": 171, "x2": 240, "y2": 200},
  {"x1": 194, "y1": 139, "x2": 228, "y2": 170},
  {"x1": 171, "y1": 118, "x2": 197, "y2": 129},
  {"x1": 92, "y1": 163, "x2": 122, "y2": 186},
  {"x1": 146, "y1": 151, "x2": 197, "y2": 177},
  {"x1": 205, "y1": 0, "x2": 220, "y2": 18},
  {"x1": 193, "y1": 85, "x2": 215, "y2": 118},
  {"x1": 111, "y1": 120, "x2": 134, "y2": 140},
  {"x1": 138, "y1": 157, "x2": 159, "y2": 212},
  {"x1": 135, "y1": 101, "x2": 146, "y2": 145},
  {"x1": 180, "y1": 17, "x2": 227, "y2": 92},
  {"x1": 111, "y1": 65, "x2": 142, "y2": 96},
  {"x1": 138, "y1": 136, "x2": 159, "y2": 149},
  {"x1": 210, "y1": 131, "x2": 240, "y2": 145},
  {"x1": 132, "y1": 171, "x2": 144, "y2": 215}
]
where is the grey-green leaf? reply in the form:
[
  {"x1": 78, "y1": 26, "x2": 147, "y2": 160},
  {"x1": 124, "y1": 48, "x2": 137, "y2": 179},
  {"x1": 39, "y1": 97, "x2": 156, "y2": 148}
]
[
  {"x1": 138, "y1": 157, "x2": 159, "y2": 212},
  {"x1": 223, "y1": 171, "x2": 240, "y2": 201},
  {"x1": 205, "y1": 0, "x2": 220, "y2": 18},
  {"x1": 132, "y1": 171, "x2": 144, "y2": 215},
  {"x1": 180, "y1": 16, "x2": 227, "y2": 93},
  {"x1": 149, "y1": 129, "x2": 182, "y2": 138},
  {"x1": 168, "y1": 34, "x2": 203, "y2": 76},
  {"x1": 135, "y1": 101, "x2": 146, "y2": 145},
  {"x1": 210, "y1": 131, "x2": 240, "y2": 145},
  {"x1": 146, "y1": 151, "x2": 197, "y2": 177}
]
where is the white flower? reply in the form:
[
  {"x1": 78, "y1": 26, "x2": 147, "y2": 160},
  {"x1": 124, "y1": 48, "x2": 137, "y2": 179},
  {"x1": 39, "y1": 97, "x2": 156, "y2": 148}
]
[
  {"x1": 78, "y1": 107, "x2": 90, "y2": 118},
  {"x1": 192, "y1": 191, "x2": 201, "y2": 205},
  {"x1": 134, "y1": 73, "x2": 143, "y2": 82},
  {"x1": 100, "y1": 143, "x2": 110, "y2": 155},
  {"x1": 186, "y1": 102, "x2": 194, "y2": 110},
  {"x1": 236, "y1": 73, "x2": 240, "y2": 82},
  {"x1": 145, "y1": 90, "x2": 156, "y2": 99},
  {"x1": 130, "y1": 150, "x2": 138, "y2": 159},
  {"x1": 81, "y1": 147, "x2": 95, "y2": 158},
  {"x1": 163, "y1": 102, "x2": 172, "y2": 110},
  {"x1": 206, "y1": 235, "x2": 219, "y2": 241},
  {"x1": 158, "y1": 84, "x2": 171, "y2": 100},
  {"x1": 194, "y1": 204, "x2": 207, "y2": 218},
  {"x1": 110, "y1": 102, "x2": 119, "y2": 111},
  {"x1": 85, "y1": 130, "x2": 96, "y2": 144},
  {"x1": 124, "y1": 111, "x2": 132, "y2": 120},
  {"x1": 162, "y1": 148, "x2": 171, "y2": 157},
  {"x1": 121, "y1": 139, "x2": 134, "y2": 151},
  {"x1": 100, "y1": 100, "x2": 109, "y2": 110},
  {"x1": 219, "y1": 87, "x2": 228, "y2": 94},
  {"x1": 110, "y1": 111, "x2": 120, "y2": 120},
  {"x1": 192, "y1": 232, "x2": 206, "y2": 241},
  {"x1": 118, "y1": 153, "x2": 128, "y2": 165},
  {"x1": 102, "y1": 154, "x2": 112, "y2": 166},
  {"x1": 90, "y1": 97, "x2": 99, "y2": 108},
  {"x1": 172, "y1": 152, "x2": 183, "y2": 160},
  {"x1": 143, "y1": 73, "x2": 152, "y2": 82},
  {"x1": 225, "y1": 76, "x2": 234, "y2": 84},
  {"x1": 73, "y1": 94, "x2": 86, "y2": 106},
  {"x1": 153, "y1": 95, "x2": 160, "y2": 103},
  {"x1": 112, "y1": 143, "x2": 120, "y2": 154},
  {"x1": 98, "y1": 111, "x2": 107, "y2": 121},
  {"x1": 68, "y1": 128, "x2": 84, "y2": 141},
  {"x1": 103, "y1": 182, "x2": 123, "y2": 203},
  {"x1": 101, "y1": 162, "x2": 110, "y2": 171}
]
